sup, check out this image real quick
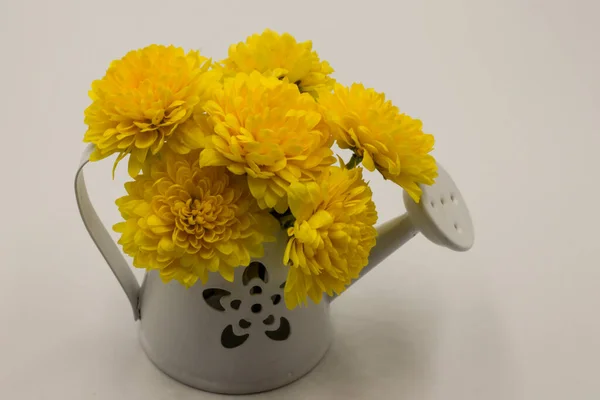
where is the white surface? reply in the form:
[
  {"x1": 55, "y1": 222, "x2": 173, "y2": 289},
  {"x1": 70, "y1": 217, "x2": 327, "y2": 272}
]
[{"x1": 0, "y1": 0, "x2": 599, "y2": 399}]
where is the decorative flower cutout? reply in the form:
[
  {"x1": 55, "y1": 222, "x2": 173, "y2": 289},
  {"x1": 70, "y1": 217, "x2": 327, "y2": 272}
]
[{"x1": 202, "y1": 261, "x2": 291, "y2": 349}]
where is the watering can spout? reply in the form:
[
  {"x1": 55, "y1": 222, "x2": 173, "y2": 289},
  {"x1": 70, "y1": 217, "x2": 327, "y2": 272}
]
[
  {"x1": 329, "y1": 163, "x2": 474, "y2": 302},
  {"x1": 366, "y1": 213, "x2": 419, "y2": 273}
]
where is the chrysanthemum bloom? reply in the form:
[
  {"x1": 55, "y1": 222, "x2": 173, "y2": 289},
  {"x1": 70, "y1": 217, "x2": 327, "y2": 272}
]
[
  {"x1": 199, "y1": 71, "x2": 335, "y2": 213},
  {"x1": 221, "y1": 29, "x2": 334, "y2": 98},
  {"x1": 283, "y1": 166, "x2": 378, "y2": 309},
  {"x1": 84, "y1": 44, "x2": 221, "y2": 177},
  {"x1": 113, "y1": 149, "x2": 278, "y2": 287},
  {"x1": 319, "y1": 83, "x2": 438, "y2": 202}
]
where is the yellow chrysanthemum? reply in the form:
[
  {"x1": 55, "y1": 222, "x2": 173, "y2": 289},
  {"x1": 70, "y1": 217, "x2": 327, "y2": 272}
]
[
  {"x1": 84, "y1": 44, "x2": 221, "y2": 177},
  {"x1": 199, "y1": 71, "x2": 335, "y2": 213},
  {"x1": 283, "y1": 166, "x2": 378, "y2": 309},
  {"x1": 113, "y1": 149, "x2": 278, "y2": 287},
  {"x1": 319, "y1": 83, "x2": 438, "y2": 202},
  {"x1": 221, "y1": 29, "x2": 334, "y2": 97}
]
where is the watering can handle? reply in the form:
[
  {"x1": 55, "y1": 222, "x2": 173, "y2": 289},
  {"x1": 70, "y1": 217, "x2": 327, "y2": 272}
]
[{"x1": 74, "y1": 144, "x2": 141, "y2": 320}]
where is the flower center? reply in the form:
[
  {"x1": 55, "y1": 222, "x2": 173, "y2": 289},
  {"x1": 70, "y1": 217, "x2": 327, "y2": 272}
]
[
  {"x1": 171, "y1": 192, "x2": 237, "y2": 252},
  {"x1": 178, "y1": 198, "x2": 212, "y2": 231}
]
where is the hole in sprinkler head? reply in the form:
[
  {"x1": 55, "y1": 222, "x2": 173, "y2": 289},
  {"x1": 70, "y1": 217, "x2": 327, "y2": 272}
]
[
  {"x1": 279, "y1": 281, "x2": 286, "y2": 289},
  {"x1": 239, "y1": 319, "x2": 251, "y2": 329},
  {"x1": 430, "y1": 200, "x2": 436, "y2": 208},
  {"x1": 440, "y1": 196, "x2": 446, "y2": 205},
  {"x1": 271, "y1": 294, "x2": 281, "y2": 305},
  {"x1": 251, "y1": 304, "x2": 262, "y2": 313},
  {"x1": 454, "y1": 223, "x2": 462, "y2": 233},
  {"x1": 230, "y1": 299, "x2": 241, "y2": 310},
  {"x1": 450, "y1": 193, "x2": 457, "y2": 204},
  {"x1": 250, "y1": 286, "x2": 262, "y2": 295},
  {"x1": 263, "y1": 315, "x2": 275, "y2": 325}
]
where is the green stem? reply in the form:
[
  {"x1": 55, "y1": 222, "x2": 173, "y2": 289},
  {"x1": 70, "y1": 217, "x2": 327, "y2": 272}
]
[
  {"x1": 279, "y1": 213, "x2": 296, "y2": 229},
  {"x1": 272, "y1": 209, "x2": 296, "y2": 229},
  {"x1": 345, "y1": 153, "x2": 363, "y2": 169}
]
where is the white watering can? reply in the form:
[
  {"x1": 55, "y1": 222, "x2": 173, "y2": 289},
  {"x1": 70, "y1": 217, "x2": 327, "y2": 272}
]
[{"x1": 75, "y1": 144, "x2": 474, "y2": 394}]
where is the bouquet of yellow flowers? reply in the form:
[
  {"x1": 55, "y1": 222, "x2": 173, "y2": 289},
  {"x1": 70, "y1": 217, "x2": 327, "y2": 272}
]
[{"x1": 82, "y1": 29, "x2": 437, "y2": 309}]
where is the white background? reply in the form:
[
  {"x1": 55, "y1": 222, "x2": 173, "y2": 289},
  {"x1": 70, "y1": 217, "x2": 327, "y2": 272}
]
[{"x1": 1, "y1": 0, "x2": 599, "y2": 399}]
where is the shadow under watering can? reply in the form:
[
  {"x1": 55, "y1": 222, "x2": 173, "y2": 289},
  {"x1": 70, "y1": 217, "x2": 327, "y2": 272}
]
[{"x1": 74, "y1": 144, "x2": 474, "y2": 395}]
